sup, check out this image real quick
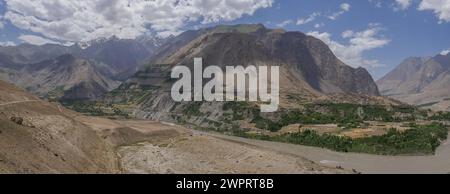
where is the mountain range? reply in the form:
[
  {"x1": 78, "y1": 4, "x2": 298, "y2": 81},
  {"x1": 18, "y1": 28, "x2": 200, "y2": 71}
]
[
  {"x1": 0, "y1": 24, "x2": 380, "y2": 105},
  {"x1": 98, "y1": 24, "x2": 387, "y2": 127},
  {"x1": 1, "y1": 24, "x2": 447, "y2": 174},
  {"x1": 0, "y1": 35, "x2": 167, "y2": 100},
  {"x1": 377, "y1": 53, "x2": 450, "y2": 111}
]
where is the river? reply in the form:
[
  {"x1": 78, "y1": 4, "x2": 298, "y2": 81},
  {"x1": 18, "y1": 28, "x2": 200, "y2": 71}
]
[{"x1": 207, "y1": 131, "x2": 450, "y2": 174}]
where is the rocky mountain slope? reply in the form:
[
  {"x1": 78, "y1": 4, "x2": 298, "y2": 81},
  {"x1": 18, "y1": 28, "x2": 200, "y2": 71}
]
[
  {"x1": 0, "y1": 43, "x2": 72, "y2": 66},
  {"x1": 24, "y1": 54, "x2": 120, "y2": 101},
  {"x1": 2, "y1": 54, "x2": 120, "y2": 101},
  {"x1": 151, "y1": 24, "x2": 379, "y2": 96},
  {"x1": 377, "y1": 53, "x2": 450, "y2": 111},
  {"x1": 101, "y1": 24, "x2": 384, "y2": 128},
  {"x1": 0, "y1": 80, "x2": 118, "y2": 173}
]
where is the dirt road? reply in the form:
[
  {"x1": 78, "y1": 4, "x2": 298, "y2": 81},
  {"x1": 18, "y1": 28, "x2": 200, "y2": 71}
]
[{"x1": 0, "y1": 100, "x2": 39, "y2": 106}]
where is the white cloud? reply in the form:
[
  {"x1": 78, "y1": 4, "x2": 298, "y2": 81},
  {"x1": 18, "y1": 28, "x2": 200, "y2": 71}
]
[
  {"x1": 276, "y1": 20, "x2": 293, "y2": 28},
  {"x1": 0, "y1": 41, "x2": 16, "y2": 46},
  {"x1": 297, "y1": 12, "x2": 320, "y2": 25},
  {"x1": 314, "y1": 23, "x2": 324, "y2": 28},
  {"x1": 307, "y1": 24, "x2": 390, "y2": 68},
  {"x1": 2, "y1": 0, "x2": 273, "y2": 42},
  {"x1": 395, "y1": 0, "x2": 413, "y2": 10},
  {"x1": 328, "y1": 3, "x2": 351, "y2": 20},
  {"x1": 441, "y1": 49, "x2": 450, "y2": 55},
  {"x1": 18, "y1": 34, "x2": 60, "y2": 45},
  {"x1": 341, "y1": 30, "x2": 354, "y2": 38},
  {"x1": 418, "y1": 0, "x2": 450, "y2": 23},
  {"x1": 375, "y1": 2, "x2": 383, "y2": 8},
  {"x1": 341, "y1": 3, "x2": 351, "y2": 11}
]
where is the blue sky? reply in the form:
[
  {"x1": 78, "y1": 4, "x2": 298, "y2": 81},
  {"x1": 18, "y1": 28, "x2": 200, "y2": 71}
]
[{"x1": 0, "y1": 0, "x2": 449, "y2": 79}]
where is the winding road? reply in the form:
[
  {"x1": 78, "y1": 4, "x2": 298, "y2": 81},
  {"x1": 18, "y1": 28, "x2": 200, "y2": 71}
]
[{"x1": 0, "y1": 100, "x2": 39, "y2": 106}]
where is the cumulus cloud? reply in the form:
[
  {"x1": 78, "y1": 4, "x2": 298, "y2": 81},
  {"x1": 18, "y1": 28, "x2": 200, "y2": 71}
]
[
  {"x1": 276, "y1": 20, "x2": 293, "y2": 28},
  {"x1": 395, "y1": 0, "x2": 413, "y2": 10},
  {"x1": 2, "y1": 0, "x2": 273, "y2": 42},
  {"x1": 328, "y1": 3, "x2": 351, "y2": 20},
  {"x1": 314, "y1": 23, "x2": 324, "y2": 28},
  {"x1": 341, "y1": 30, "x2": 354, "y2": 38},
  {"x1": 441, "y1": 49, "x2": 450, "y2": 55},
  {"x1": 307, "y1": 24, "x2": 390, "y2": 68},
  {"x1": 418, "y1": 0, "x2": 450, "y2": 23},
  {"x1": 18, "y1": 34, "x2": 60, "y2": 45},
  {"x1": 297, "y1": 12, "x2": 321, "y2": 25}
]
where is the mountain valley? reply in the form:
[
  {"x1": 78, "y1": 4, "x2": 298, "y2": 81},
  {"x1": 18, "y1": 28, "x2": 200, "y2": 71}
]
[{"x1": 1, "y1": 24, "x2": 450, "y2": 174}]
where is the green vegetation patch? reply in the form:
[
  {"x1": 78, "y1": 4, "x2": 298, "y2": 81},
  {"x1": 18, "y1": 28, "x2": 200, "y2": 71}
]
[
  {"x1": 429, "y1": 111, "x2": 450, "y2": 121},
  {"x1": 234, "y1": 123, "x2": 448, "y2": 155},
  {"x1": 249, "y1": 103, "x2": 423, "y2": 132},
  {"x1": 223, "y1": 101, "x2": 255, "y2": 120},
  {"x1": 45, "y1": 85, "x2": 65, "y2": 100},
  {"x1": 183, "y1": 102, "x2": 203, "y2": 117},
  {"x1": 62, "y1": 100, "x2": 130, "y2": 118}
]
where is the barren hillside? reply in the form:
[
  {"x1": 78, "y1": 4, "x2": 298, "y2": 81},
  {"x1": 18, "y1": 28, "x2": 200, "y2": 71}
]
[{"x1": 0, "y1": 80, "x2": 344, "y2": 174}]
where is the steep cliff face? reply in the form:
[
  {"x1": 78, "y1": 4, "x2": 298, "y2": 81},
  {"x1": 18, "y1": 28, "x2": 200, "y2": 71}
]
[{"x1": 378, "y1": 53, "x2": 450, "y2": 111}]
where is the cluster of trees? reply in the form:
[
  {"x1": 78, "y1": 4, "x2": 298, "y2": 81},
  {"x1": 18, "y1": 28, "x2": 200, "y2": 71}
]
[
  {"x1": 429, "y1": 111, "x2": 450, "y2": 121},
  {"x1": 63, "y1": 100, "x2": 129, "y2": 118},
  {"x1": 183, "y1": 102, "x2": 203, "y2": 117},
  {"x1": 64, "y1": 101, "x2": 109, "y2": 116},
  {"x1": 223, "y1": 102, "x2": 254, "y2": 120},
  {"x1": 248, "y1": 103, "x2": 422, "y2": 132},
  {"x1": 108, "y1": 85, "x2": 155, "y2": 105},
  {"x1": 252, "y1": 115, "x2": 282, "y2": 132},
  {"x1": 234, "y1": 123, "x2": 448, "y2": 155}
]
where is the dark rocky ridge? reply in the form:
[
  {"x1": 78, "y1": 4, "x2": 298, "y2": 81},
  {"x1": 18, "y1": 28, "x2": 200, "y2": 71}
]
[{"x1": 148, "y1": 24, "x2": 379, "y2": 96}]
